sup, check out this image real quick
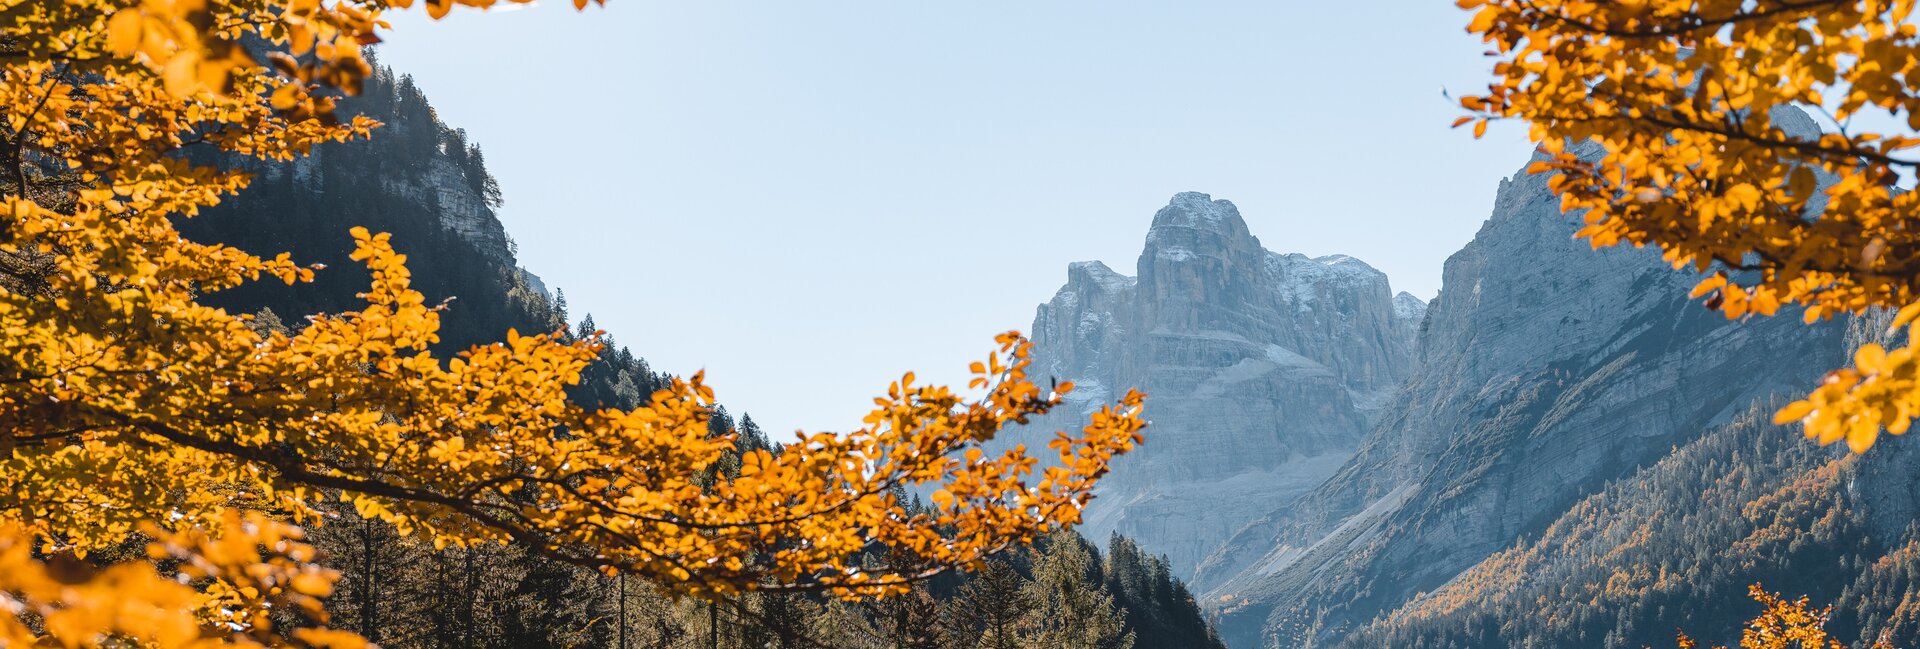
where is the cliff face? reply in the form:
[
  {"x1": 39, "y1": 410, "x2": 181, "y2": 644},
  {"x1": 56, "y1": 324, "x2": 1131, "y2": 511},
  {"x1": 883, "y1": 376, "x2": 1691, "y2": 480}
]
[
  {"x1": 1191, "y1": 140, "x2": 1848, "y2": 648},
  {"x1": 250, "y1": 88, "x2": 514, "y2": 266},
  {"x1": 1021, "y1": 192, "x2": 1419, "y2": 577}
]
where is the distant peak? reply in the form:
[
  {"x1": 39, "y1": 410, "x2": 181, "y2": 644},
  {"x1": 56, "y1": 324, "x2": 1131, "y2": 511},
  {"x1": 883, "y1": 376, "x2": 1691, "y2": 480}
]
[
  {"x1": 1393, "y1": 291, "x2": 1429, "y2": 320},
  {"x1": 1152, "y1": 192, "x2": 1249, "y2": 232},
  {"x1": 1145, "y1": 192, "x2": 1256, "y2": 255},
  {"x1": 1069, "y1": 260, "x2": 1121, "y2": 276}
]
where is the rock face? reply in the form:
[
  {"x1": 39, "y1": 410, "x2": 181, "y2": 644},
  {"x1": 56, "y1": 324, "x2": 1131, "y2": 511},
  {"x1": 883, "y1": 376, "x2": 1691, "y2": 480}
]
[
  {"x1": 260, "y1": 124, "x2": 514, "y2": 266},
  {"x1": 1017, "y1": 192, "x2": 1419, "y2": 577},
  {"x1": 1189, "y1": 142, "x2": 1848, "y2": 648},
  {"x1": 411, "y1": 153, "x2": 512, "y2": 260}
]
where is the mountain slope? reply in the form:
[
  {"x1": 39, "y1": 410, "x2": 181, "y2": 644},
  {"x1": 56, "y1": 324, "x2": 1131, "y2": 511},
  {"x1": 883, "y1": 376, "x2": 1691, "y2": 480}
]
[
  {"x1": 1337, "y1": 404, "x2": 1920, "y2": 649},
  {"x1": 1327, "y1": 311, "x2": 1920, "y2": 648},
  {"x1": 182, "y1": 65, "x2": 565, "y2": 354},
  {"x1": 1193, "y1": 141, "x2": 1850, "y2": 648},
  {"x1": 1019, "y1": 192, "x2": 1420, "y2": 577}
]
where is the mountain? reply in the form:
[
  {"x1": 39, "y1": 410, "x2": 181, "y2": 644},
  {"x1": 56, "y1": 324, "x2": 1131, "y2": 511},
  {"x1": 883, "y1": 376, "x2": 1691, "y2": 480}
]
[
  {"x1": 182, "y1": 65, "x2": 561, "y2": 356},
  {"x1": 1190, "y1": 134, "x2": 1857, "y2": 647},
  {"x1": 1319, "y1": 310, "x2": 1920, "y2": 649},
  {"x1": 1335, "y1": 405, "x2": 1920, "y2": 648},
  {"x1": 1017, "y1": 192, "x2": 1422, "y2": 577}
]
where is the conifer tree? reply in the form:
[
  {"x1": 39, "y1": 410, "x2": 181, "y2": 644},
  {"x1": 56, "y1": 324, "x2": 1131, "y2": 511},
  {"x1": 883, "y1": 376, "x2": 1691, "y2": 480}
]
[
  {"x1": 307, "y1": 500, "x2": 437, "y2": 646},
  {"x1": 945, "y1": 560, "x2": 1033, "y2": 649},
  {"x1": 1103, "y1": 534, "x2": 1223, "y2": 649},
  {"x1": 861, "y1": 586, "x2": 946, "y2": 649},
  {"x1": 739, "y1": 414, "x2": 772, "y2": 454},
  {"x1": 741, "y1": 590, "x2": 817, "y2": 649},
  {"x1": 1022, "y1": 531, "x2": 1133, "y2": 649}
]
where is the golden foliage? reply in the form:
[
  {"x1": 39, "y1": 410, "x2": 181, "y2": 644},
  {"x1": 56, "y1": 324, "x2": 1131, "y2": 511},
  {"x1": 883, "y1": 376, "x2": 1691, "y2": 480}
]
[
  {"x1": 1676, "y1": 584, "x2": 1895, "y2": 649},
  {"x1": 0, "y1": 0, "x2": 1146, "y2": 645},
  {"x1": 0, "y1": 510, "x2": 365, "y2": 648},
  {"x1": 1457, "y1": 0, "x2": 1920, "y2": 452}
]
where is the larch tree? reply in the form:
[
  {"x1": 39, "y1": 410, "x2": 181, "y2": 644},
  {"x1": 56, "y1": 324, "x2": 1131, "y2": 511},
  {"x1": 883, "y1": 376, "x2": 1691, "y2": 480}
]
[
  {"x1": 1676, "y1": 585, "x2": 1895, "y2": 649},
  {"x1": 1456, "y1": 0, "x2": 1920, "y2": 453},
  {"x1": 0, "y1": 0, "x2": 1147, "y2": 646}
]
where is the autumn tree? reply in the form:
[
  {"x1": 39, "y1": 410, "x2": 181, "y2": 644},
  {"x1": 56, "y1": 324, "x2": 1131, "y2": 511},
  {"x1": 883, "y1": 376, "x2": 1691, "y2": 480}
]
[
  {"x1": 0, "y1": 511, "x2": 364, "y2": 647},
  {"x1": 0, "y1": 0, "x2": 1146, "y2": 644},
  {"x1": 1456, "y1": 0, "x2": 1920, "y2": 453},
  {"x1": 1677, "y1": 585, "x2": 1896, "y2": 649}
]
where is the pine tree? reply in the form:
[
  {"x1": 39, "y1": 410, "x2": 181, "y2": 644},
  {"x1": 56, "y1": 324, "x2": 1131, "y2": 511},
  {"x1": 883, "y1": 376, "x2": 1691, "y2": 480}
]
[
  {"x1": 1102, "y1": 534, "x2": 1224, "y2": 649},
  {"x1": 499, "y1": 545, "x2": 603, "y2": 649},
  {"x1": 861, "y1": 586, "x2": 945, "y2": 649},
  {"x1": 549, "y1": 290, "x2": 570, "y2": 332},
  {"x1": 741, "y1": 591, "x2": 817, "y2": 649},
  {"x1": 1023, "y1": 531, "x2": 1133, "y2": 649},
  {"x1": 739, "y1": 414, "x2": 771, "y2": 454},
  {"x1": 945, "y1": 559, "x2": 1032, "y2": 649},
  {"x1": 307, "y1": 499, "x2": 437, "y2": 647}
]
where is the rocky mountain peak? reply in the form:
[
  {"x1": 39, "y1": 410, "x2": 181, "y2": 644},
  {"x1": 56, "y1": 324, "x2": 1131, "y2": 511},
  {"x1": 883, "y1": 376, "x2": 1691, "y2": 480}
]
[
  {"x1": 1194, "y1": 118, "x2": 1847, "y2": 647},
  {"x1": 1144, "y1": 192, "x2": 1259, "y2": 257},
  {"x1": 1011, "y1": 192, "x2": 1418, "y2": 578},
  {"x1": 1150, "y1": 191, "x2": 1252, "y2": 232},
  {"x1": 1392, "y1": 291, "x2": 1427, "y2": 322}
]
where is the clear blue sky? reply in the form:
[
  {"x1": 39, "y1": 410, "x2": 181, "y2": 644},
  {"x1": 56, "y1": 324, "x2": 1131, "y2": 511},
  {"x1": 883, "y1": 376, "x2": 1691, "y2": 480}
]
[{"x1": 371, "y1": 1, "x2": 1536, "y2": 437}]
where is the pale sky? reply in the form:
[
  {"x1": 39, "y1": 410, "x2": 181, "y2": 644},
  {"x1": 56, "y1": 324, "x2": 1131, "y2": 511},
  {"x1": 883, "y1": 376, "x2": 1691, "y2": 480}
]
[{"x1": 370, "y1": 1, "x2": 1537, "y2": 437}]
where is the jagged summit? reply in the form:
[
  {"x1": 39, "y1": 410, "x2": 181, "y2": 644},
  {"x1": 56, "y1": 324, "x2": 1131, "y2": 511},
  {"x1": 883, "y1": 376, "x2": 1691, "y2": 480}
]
[
  {"x1": 1154, "y1": 191, "x2": 1244, "y2": 225},
  {"x1": 1392, "y1": 291, "x2": 1427, "y2": 321},
  {"x1": 1012, "y1": 193, "x2": 1416, "y2": 578},
  {"x1": 1147, "y1": 192, "x2": 1257, "y2": 245}
]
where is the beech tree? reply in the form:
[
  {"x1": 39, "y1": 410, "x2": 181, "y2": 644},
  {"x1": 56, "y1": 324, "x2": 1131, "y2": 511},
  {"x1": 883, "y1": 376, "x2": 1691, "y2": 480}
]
[
  {"x1": 0, "y1": 1, "x2": 1146, "y2": 645},
  {"x1": 1458, "y1": 0, "x2": 1920, "y2": 453}
]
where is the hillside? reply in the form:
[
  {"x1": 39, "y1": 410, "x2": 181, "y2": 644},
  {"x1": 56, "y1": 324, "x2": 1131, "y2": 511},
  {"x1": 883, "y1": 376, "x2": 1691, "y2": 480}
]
[{"x1": 1340, "y1": 405, "x2": 1920, "y2": 648}]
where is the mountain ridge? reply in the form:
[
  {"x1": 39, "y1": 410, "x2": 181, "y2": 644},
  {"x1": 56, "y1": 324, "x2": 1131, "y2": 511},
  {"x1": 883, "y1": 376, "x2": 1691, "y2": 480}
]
[{"x1": 1190, "y1": 135, "x2": 1860, "y2": 647}]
